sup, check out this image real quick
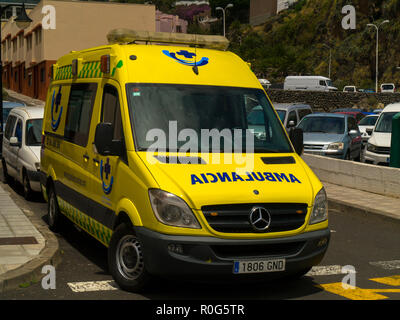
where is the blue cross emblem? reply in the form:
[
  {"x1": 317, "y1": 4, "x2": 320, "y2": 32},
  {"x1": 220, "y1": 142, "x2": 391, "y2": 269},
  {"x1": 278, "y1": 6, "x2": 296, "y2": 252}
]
[
  {"x1": 176, "y1": 50, "x2": 196, "y2": 59},
  {"x1": 100, "y1": 158, "x2": 114, "y2": 195},
  {"x1": 104, "y1": 158, "x2": 111, "y2": 180}
]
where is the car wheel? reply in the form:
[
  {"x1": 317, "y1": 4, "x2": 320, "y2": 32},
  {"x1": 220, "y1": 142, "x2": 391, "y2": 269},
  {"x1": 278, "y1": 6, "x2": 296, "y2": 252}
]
[
  {"x1": 47, "y1": 186, "x2": 63, "y2": 232},
  {"x1": 23, "y1": 171, "x2": 33, "y2": 200},
  {"x1": 108, "y1": 223, "x2": 150, "y2": 292},
  {"x1": 1, "y1": 159, "x2": 10, "y2": 184}
]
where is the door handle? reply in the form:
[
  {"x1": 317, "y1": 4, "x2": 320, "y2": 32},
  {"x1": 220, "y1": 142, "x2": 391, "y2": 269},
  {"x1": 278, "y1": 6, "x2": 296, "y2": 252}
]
[
  {"x1": 93, "y1": 158, "x2": 100, "y2": 166},
  {"x1": 83, "y1": 154, "x2": 90, "y2": 162}
]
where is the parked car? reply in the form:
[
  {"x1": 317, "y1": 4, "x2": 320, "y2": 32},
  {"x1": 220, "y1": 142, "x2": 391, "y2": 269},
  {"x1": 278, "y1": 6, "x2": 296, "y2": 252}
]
[
  {"x1": 364, "y1": 103, "x2": 400, "y2": 166},
  {"x1": 297, "y1": 113, "x2": 362, "y2": 160},
  {"x1": 273, "y1": 103, "x2": 313, "y2": 130},
  {"x1": 373, "y1": 109, "x2": 383, "y2": 114},
  {"x1": 380, "y1": 83, "x2": 395, "y2": 93},
  {"x1": 1, "y1": 101, "x2": 26, "y2": 157},
  {"x1": 284, "y1": 76, "x2": 337, "y2": 91},
  {"x1": 1, "y1": 107, "x2": 43, "y2": 199},
  {"x1": 357, "y1": 114, "x2": 379, "y2": 146},
  {"x1": 258, "y1": 78, "x2": 271, "y2": 89},
  {"x1": 343, "y1": 86, "x2": 356, "y2": 92},
  {"x1": 333, "y1": 111, "x2": 365, "y2": 123}
]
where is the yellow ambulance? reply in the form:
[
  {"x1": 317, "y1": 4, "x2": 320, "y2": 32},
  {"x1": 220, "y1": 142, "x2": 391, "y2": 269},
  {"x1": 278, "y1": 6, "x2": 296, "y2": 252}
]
[{"x1": 40, "y1": 30, "x2": 330, "y2": 292}]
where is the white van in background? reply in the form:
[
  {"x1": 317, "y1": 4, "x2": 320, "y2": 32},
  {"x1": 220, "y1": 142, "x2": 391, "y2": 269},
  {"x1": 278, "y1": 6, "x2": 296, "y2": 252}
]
[
  {"x1": 380, "y1": 83, "x2": 395, "y2": 93},
  {"x1": 284, "y1": 76, "x2": 337, "y2": 92},
  {"x1": 364, "y1": 103, "x2": 400, "y2": 165}
]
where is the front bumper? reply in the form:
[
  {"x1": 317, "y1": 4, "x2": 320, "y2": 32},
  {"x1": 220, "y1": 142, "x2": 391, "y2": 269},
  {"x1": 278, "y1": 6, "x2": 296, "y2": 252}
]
[
  {"x1": 135, "y1": 227, "x2": 330, "y2": 281},
  {"x1": 304, "y1": 149, "x2": 344, "y2": 159},
  {"x1": 364, "y1": 150, "x2": 390, "y2": 165}
]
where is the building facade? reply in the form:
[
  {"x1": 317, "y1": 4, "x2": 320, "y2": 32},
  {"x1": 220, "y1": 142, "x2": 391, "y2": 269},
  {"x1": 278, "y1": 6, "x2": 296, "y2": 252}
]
[
  {"x1": 1, "y1": 0, "x2": 155, "y2": 101},
  {"x1": 250, "y1": 0, "x2": 298, "y2": 26},
  {"x1": 156, "y1": 10, "x2": 188, "y2": 33}
]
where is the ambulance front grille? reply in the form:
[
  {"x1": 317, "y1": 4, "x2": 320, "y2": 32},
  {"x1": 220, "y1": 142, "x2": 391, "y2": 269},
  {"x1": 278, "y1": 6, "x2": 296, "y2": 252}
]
[{"x1": 201, "y1": 203, "x2": 308, "y2": 233}]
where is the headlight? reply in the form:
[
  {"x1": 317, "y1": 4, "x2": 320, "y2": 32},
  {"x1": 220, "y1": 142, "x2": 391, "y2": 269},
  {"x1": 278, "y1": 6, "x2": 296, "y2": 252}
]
[
  {"x1": 367, "y1": 143, "x2": 377, "y2": 153},
  {"x1": 327, "y1": 142, "x2": 344, "y2": 150},
  {"x1": 148, "y1": 189, "x2": 201, "y2": 229},
  {"x1": 309, "y1": 187, "x2": 328, "y2": 224}
]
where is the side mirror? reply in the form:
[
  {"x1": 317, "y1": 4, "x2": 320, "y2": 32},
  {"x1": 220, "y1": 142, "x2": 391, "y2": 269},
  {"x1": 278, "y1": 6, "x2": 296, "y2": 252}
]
[
  {"x1": 94, "y1": 122, "x2": 123, "y2": 156},
  {"x1": 349, "y1": 129, "x2": 358, "y2": 136},
  {"x1": 289, "y1": 127, "x2": 304, "y2": 155},
  {"x1": 10, "y1": 136, "x2": 21, "y2": 147}
]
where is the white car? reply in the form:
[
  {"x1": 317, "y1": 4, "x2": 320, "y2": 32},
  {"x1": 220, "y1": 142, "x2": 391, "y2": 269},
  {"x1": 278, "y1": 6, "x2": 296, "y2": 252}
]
[
  {"x1": 343, "y1": 85, "x2": 356, "y2": 92},
  {"x1": 258, "y1": 78, "x2": 271, "y2": 89},
  {"x1": 364, "y1": 103, "x2": 400, "y2": 165},
  {"x1": 2, "y1": 107, "x2": 44, "y2": 199},
  {"x1": 358, "y1": 114, "x2": 379, "y2": 145},
  {"x1": 380, "y1": 83, "x2": 395, "y2": 93}
]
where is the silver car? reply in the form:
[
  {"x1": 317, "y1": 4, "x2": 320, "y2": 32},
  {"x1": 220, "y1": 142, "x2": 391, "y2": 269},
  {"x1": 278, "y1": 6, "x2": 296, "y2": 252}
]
[
  {"x1": 297, "y1": 113, "x2": 362, "y2": 160},
  {"x1": 274, "y1": 103, "x2": 312, "y2": 130},
  {"x1": 2, "y1": 107, "x2": 44, "y2": 199}
]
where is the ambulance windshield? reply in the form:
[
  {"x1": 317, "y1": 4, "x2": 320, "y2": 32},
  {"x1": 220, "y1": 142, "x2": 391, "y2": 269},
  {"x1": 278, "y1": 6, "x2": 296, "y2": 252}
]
[{"x1": 126, "y1": 84, "x2": 293, "y2": 154}]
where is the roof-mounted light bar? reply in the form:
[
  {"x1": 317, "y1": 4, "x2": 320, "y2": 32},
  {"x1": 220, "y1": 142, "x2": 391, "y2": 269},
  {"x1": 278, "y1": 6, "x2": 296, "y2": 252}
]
[{"x1": 107, "y1": 29, "x2": 230, "y2": 51}]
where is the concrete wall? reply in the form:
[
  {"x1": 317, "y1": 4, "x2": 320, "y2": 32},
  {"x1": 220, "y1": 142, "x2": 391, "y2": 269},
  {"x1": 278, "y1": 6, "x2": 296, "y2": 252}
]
[
  {"x1": 302, "y1": 154, "x2": 400, "y2": 198},
  {"x1": 266, "y1": 89, "x2": 400, "y2": 112}
]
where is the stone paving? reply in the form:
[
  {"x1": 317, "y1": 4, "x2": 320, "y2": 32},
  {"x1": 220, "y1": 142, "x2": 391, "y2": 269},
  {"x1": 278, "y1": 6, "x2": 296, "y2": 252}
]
[{"x1": 0, "y1": 186, "x2": 45, "y2": 276}]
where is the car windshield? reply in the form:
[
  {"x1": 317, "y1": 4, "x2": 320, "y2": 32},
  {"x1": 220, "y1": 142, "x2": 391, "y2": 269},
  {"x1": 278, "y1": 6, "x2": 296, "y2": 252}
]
[
  {"x1": 276, "y1": 110, "x2": 286, "y2": 123},
  {"x1": 25, "y1": 119, "x2": 43, "y2": 146},
  {"x1": 298, "y1": 116, "x2": 345, "y2": 134},
  {"x1": 126, "y1": 84, "x2": 293, "y2": 153},
  {"x1": 326, "y1": 80, "x2": 333, "y2": 87},
  {"x1": 374, "y1": 112, "x2": 398, "y2": 133},
  {"x1": 358, "y1": 116, "x2": 378, "y2": 126}
]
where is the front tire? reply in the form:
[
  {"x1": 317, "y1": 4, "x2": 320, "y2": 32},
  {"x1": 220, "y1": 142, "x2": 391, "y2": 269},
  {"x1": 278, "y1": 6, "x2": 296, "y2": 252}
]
[
  {"x1": 47, "y1": 186, "x2": 63, "y2": 232},
  {"x1": 108, "y1": 223, "x2": 150, "y2": 292},
  {"x1": 23, "y1": 171, "x2": 33, "y2": 200}
]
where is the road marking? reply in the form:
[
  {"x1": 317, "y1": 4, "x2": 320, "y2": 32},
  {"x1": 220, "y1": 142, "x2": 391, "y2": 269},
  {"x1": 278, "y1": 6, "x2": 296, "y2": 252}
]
[
  {"x1": 67, "y1": 280, "x2": 119, "y2": 293},
  {"x1": 306, "y1": 265, "x2": 354, "y2": 276},
  {"x1": 370, "y1": 275, "x2": 400, "y2": 287},
  {"x1": 319, "y1": 282, "x2": 400, "y2": 300},
  {"x1": 369, "y1": 260, "x2": 400, "y2": 270}
]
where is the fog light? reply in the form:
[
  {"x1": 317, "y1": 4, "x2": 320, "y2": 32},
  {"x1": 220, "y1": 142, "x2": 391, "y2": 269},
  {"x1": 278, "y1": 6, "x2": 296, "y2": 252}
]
[
  {"x1": 317, "y1": 238, "x2": 328, "y2": 247},
  {"x1": 168, "y1": 244, "x2": 184, "y2": 254}
]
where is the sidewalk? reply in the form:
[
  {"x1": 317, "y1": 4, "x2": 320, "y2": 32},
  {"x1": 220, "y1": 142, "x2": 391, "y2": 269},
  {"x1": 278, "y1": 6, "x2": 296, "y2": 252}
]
[
  {"x1": 323, "y1": 181, "x2": 400, "y2": 221},
  {"x1": 0, "y1": 183, "x2": 61, "y2": 293}
]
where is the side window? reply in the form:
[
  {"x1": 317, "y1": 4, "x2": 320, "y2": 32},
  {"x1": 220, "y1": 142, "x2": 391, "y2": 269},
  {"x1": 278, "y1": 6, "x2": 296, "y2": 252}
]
[
  {"x1": 298, "y1": 108, "x2": 312, "y2": 121},
  {"x1": 348, "y1": 117, "x2": 357, "y2": 131},
  {"x1": 64, "y1": 83, "x2": 97, "y2": 147},
  {"x1": 15, "y1": 119, "x2": 23, "y2": 143},
  {"x1": 319, "y1": 80, "x2": 325, "y2": 86},
  {"x1": 287, "y1": 110, "x2": 297, "y2": 127},
  {"x1": 4, "y1": 115, "x2": 16, "y2": 140},
  {"x1": 101, "y1": 85, "x2": 123, "y2": 141}
]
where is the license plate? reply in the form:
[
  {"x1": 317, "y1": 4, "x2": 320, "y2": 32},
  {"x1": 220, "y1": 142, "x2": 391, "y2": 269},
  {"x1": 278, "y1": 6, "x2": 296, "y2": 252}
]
[{"x1": 233, "y1": 259, "x2": 286, "y2": 274}]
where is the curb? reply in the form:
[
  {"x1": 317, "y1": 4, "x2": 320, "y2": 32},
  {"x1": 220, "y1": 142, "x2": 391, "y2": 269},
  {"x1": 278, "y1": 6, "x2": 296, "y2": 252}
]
[
  {"x1": 0, "y1": 207, "x2": 62, "y2": 294},
  {"x1": 328, "y1": 198, "x2": 400, "y2": 222}
]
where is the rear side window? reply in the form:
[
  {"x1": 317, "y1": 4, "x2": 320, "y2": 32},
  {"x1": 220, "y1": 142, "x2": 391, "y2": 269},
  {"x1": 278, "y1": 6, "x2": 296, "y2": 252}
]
[
  {"x1": 101, "y1": 85, "x2": 123, "y2": 141},
  {"x1": 4, "y1": 115, "x2": 16, "y2": 140},
  {"x1": 64, "y1": 83, "x2": 97, "y2": 147}
]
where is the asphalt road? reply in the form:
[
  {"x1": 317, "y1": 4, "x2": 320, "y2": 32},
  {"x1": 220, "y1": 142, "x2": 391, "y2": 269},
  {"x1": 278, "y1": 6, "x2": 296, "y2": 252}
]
[{"x1": 1, "y1": 174, "x2": 400, "y2": 303}]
